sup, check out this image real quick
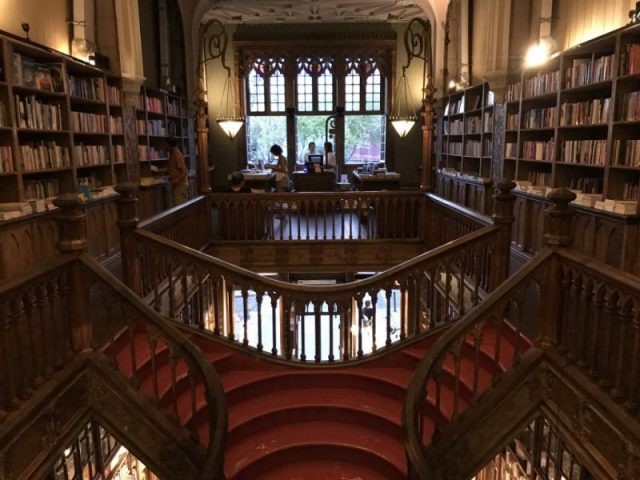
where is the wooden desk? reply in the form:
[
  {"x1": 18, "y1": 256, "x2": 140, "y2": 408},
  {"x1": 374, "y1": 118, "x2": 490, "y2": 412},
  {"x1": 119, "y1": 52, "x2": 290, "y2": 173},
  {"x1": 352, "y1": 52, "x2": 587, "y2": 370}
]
[
  {"x1": 352, "y1": 172, "x2": 401, "y2": 191},
  {"x1": 292, "y1": 171, "x2": 336, "y2": 192}
]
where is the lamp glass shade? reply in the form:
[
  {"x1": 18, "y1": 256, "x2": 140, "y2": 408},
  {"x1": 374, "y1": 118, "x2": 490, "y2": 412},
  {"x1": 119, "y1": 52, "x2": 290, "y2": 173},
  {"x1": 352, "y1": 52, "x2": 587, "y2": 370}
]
[
  {"x1": 390, "y1": 118, "x2": 416, "y2": 138},
  {"x1": 216, "y1": 74, "x2": 244, "y2": 139},
  {"x1": 389, "y1": 73, "x2": 418, "y2": 138},
  {"x1": 217, "y1": 118, "x2": 243, "y2": 139}
]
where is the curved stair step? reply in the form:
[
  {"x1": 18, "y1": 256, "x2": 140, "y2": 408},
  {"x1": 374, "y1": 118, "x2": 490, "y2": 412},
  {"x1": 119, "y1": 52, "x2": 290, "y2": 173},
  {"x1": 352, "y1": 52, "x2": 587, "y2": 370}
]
[{"x1": 224, "y1": 420, "x2": 406, "y2": 479}]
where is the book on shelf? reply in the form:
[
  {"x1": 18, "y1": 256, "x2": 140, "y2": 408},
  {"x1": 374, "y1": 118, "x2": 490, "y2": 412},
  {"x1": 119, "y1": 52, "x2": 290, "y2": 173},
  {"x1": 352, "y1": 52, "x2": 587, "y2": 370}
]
[
  {"x1": 0, "y1": 146, "x2": 14, "y2": 173},
  {"x1": 621, "y1": 43, "x2": 640, "y2": 76},
  {"x1": 34, "y1": 65, "x2": 53, "y2": 91},
  {"x1": 0, "y1": 100, "x2": 7, "y2": 127},
  {"x1": 572, "y1": 193, "x2": 602, "y2": 207},
  {"x1": 12, "y1": 53, "x2": 64, "y2": 92},
  {"x1": 619, "y1": 90, "x2": 640, "y2": 121}
]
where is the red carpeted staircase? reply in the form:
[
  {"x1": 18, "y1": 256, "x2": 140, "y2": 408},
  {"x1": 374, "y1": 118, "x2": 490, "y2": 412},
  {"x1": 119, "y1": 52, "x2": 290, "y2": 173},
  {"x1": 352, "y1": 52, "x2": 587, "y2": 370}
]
[{"x1": 103, "y1": 324, "x2": 530, "y2": 479}]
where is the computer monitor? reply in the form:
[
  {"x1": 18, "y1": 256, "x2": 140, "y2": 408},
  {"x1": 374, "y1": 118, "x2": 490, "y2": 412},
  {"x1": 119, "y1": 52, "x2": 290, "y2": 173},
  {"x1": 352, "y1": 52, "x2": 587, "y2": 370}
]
[{"x1": 308, "y1": 154, "x2": 323, "y2": 164}]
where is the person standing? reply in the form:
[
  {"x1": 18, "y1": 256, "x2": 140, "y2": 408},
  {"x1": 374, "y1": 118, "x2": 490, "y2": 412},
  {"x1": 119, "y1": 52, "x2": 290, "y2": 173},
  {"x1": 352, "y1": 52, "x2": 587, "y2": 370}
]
[
  {"x1": 167, "y1": 138, "x2": 189, "y2": 205},
  {"x1": 270, "y1": 144, "x2": 289, "y2": 191},
  {"x1": 324, "y1": 141, "x2": 337, "y2": 176}
]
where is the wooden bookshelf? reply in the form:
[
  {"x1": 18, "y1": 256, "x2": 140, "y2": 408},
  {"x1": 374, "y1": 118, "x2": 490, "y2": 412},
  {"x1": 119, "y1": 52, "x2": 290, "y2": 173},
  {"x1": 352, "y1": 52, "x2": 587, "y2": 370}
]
[
  {"x1": 505, "y1": 22, "x2": 640, "y2": 214},
  {"x1": 435, "y1": 82, "x2": 495, "y2": 214}
]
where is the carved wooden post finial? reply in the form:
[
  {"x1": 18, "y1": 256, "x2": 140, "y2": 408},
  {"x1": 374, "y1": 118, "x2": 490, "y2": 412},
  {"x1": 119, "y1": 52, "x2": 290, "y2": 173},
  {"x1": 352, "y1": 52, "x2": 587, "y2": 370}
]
[
  {"x1": 53, "y1": 193, "x2": 87, "y2": 254},
  {"x1": 490, "y1": 178, "x2": 516, "y2": 289},
  {"x1": 115, "y1": 183, "x2": 142, "y2": 295},
  {"x1": 544, "y1": 187, "x2": 577, "y2": 247}
]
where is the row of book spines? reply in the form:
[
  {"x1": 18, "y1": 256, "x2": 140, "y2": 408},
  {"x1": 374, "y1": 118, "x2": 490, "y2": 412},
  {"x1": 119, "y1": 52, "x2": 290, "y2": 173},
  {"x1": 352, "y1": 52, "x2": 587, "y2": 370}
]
[
  {"x1": 620, "y1": 91, "x2": 640, "y2": 122},
  {"x1": 564, "y1": 53, "x2": 614, "y2": 89},
  {"x1": 506, "y1": 82, "x2": 521, "y2": 102},
  {"x1": 559, "y1": 98, "x2": 610, "y2": 126},
  {"x1": 613, "y1": 139, "x2": 640, "y2": 167},
  {"x1": 167, "y1": 102, "x2": 186, "y2": 117},
  {"x1": 136, "y1": 120, "x2": 167, "y2": 136},
  {"x1": 78, "y1": 175, "x2": 102, "y2": 189},
  {"x1": 463, "y1": 140, "x2": 492, "y2": 156},
  {"x1": 561, "y1": 140, "x2": 607, "y2": 165},
  {"x1": 70, "y1": 113, "x2": 123, "y2": 134},
  {"x1": 68, "y1": 75, "x2": 104, "y2": 101},
  {"x1": 139, "y1": 96, "x2": 164, "y2": 114},
  {"x1": 527, "y1": 171, "x2": 551, "y2": 186},
  {"x1": 15, "y1": 95, "x2": 63, "y2": 130},
  {"x1": 523, "y1": 140, "x2": 555, "y2": 162},
  {"x1": 0, "y1": 146, "x2": 14, "y2": 173},
  {"x1": 21, "y1": 143, "x2": 70, "y2": 171},
  {"x1": 25, "y1": 179, "x2": 59, "y2": 200},
  {"x1": 523, "y1": 71, "x2": 559, "y2": 98},
  {"x1": 621, "y1": 43, "x2": 640, "y2": 76},
  {"x1": 570, "y1": 177, "x2": 602, "y2": 194},
  {"x1": 623, "y1": 182, "x2": 640, "y2": 200},
  {"x1": 73, "y1": 145, "x2": 111, "y2": 166},
  {"x1": 138, "y1": 146, "x2": 168, "y2": 161},
  {"x1": 522, "y1": 108, "x2": 556, "y2": 129}
]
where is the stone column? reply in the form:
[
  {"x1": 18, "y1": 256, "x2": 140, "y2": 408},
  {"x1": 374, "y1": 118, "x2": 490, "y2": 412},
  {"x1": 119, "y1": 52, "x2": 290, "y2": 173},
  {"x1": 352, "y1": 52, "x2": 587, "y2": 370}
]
[{"x1": 114, "y1": 0, "x2": 146, "y2": 183}]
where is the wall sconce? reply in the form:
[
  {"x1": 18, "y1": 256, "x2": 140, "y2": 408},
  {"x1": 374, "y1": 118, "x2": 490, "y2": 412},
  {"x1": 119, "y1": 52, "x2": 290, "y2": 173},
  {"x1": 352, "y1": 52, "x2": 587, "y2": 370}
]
[
  {"x1": 525, "y1": 37, "x2": 554, "y2": 68},
  {"x1": 198, "y1": 19, "x2": 244, "y2": 140},
  {"x1": 389, "y1": 18, "x2": 433, "y2": 138}
]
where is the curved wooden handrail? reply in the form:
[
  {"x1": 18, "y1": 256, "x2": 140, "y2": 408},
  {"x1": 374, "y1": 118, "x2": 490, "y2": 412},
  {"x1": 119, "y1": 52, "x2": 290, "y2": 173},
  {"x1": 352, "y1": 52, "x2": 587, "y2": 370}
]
[
  {"x1": 425, "y1": 192, "x2": 492, "y2": 226},
  {"x1": 136, "y1": 224, "x2": 497, "y2": 296},
  {"x1": 402, "y1": 249, "x2": 554, "y2": 479},
  {"x1": 79, "y1": 254, "x2": 227, "y2": 480}
]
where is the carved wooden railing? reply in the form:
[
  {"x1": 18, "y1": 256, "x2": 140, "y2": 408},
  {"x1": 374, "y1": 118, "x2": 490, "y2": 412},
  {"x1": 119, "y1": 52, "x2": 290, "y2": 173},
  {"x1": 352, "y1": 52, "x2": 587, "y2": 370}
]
[
  {"x1": 423, "y1": 193, "x2": 491, "y2": 249},
  {"x1": 0, "y1": 253, "x2": 227, "y2": 480},
  {"x1": 134, "y1": 222, "x2": 501, "y2": 362},
  {"x1": 404, "y1": 188, "x2": 640, "y2": 478},
  {"x1": 208, "y1": 191, "x2": 424, "y2": 241},
  {"x1": 402, "y1": 249, "x2": 553, "y2": 478}
]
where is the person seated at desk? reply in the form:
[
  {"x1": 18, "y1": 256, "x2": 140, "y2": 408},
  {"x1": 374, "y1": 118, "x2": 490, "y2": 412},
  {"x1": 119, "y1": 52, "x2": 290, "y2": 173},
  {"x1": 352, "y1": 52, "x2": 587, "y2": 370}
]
[
  {"x1": 303, "y1": 141, "x2": 317, "y2": 163},
  {"x1": 228, "y1": 172, "x2": 252, "y2": 193}
]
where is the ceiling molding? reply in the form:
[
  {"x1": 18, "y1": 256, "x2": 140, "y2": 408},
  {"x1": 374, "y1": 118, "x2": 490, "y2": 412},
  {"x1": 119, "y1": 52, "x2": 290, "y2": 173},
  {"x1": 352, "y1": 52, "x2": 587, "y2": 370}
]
[{"x1": 202, "y1": 0, "x2": 427, "y2": 24}]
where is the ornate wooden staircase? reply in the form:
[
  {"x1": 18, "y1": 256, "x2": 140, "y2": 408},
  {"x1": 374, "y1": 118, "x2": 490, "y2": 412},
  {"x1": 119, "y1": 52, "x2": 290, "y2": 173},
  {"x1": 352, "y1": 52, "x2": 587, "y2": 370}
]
[{"x1": 101, "y1": 318, "x2": 531, "y2": 479}]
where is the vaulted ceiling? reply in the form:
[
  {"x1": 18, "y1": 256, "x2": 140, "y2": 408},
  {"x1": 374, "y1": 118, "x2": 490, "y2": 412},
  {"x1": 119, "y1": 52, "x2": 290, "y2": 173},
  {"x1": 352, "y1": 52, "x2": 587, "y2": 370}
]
[{"x1": 201, "y1": 0, "x2": 428, "y2": 23}]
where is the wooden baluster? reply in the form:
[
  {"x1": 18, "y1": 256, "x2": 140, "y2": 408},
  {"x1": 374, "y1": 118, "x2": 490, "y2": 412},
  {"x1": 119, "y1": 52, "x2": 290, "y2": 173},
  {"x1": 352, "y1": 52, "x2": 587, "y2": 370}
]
[
  {"x1": 493, "y1": 315, "x2": 503, "y2": 372},
  {"x1": 283, "y1": 298, "x2": 293, "y2": 360},
  {"x1": 433, "y1": 368, "x2": 442, "y2": 427},
  {"x1": 170, "y1": 350, "x2": 179, "y2": 419},
  {"x1": 296, "y1": 198, "x2": 302, "y2": 240},
  {"x1": 612, "y1": 300, "x2": 632, "y2": 401},
  {"x1": 36, "y1": 284, "x2": 54, "y2": 379},
  {"x1": 194, "y1": 270, "x2": 204, "y2": 329},
  {"x1": 1, "y1": 302, "x2": 19, "y2": 411},
  {"x1": 331, "y1": 200, "x2": 337, "y2": 240},
  {"x1": 341, "y1": 302, "x2": 351, "y2": 361},
  {"x1": 472, "y1": 324, "x2": 483, "y2": 403},
  {"x1": 212, "y1": 278, "x2": 220, "y2": 336},
  {"x1": 457, "y1": 257, "x2": 466, "y2": 317},
  {"x1": 625, "y1": 311, "x2": 640, "y2": 411},
  {"x1": 56, "y1": 272, "x2": 74, "y2": 363},
  {"x1": 340, "y1": 198, "x2": 345, "y2": 240},
  {"x1": 167, "y1": 258, "x2": 176, "y2": 319},
  {"x1": 598, "y1": 292, "x2": 618, "y2": 390},
  {"x1": 13, "y1": 298, "x2": 34, "y2": 398},
  {"x1": 256, "y1": 291, "x2": 264, "y2": 352},
  {"x1": 385, "y1": 288, "x2": 392, "y2": 346},
  {"x1": 24, "y1": 290, "x2": 44, "y2": 388},
  {"x1": 356, "y1": 297, "x2": 364, "y2": 358},
  {"x1": 299, "y1": 302, "x2": 307, "y2": 361},
  {"x1": 371, "y1": 292, "x2": 378, "y2": 352},
  {"x1": 452, "y1": 345, "x2": 462, "y2": 418},
  {"x1": 588, "y1": 287, "x2": 606, "y2": 379},
  {"x1": 567, "y1": 274, "x2": 583, "y2": 360},
  {"x1": 400, "y1": 197, "x2": 407, "y2": 239},
  {"x1": 577, "y1": 279, "x2": 594, "y2": 367},
  {"x1": 314, "y1": 300, "x2": 322, "y2": 362},
  {"x1": 149, "y1": 334, "x2": 159, "y2": 401},
  {"x1": 181, "y1": 264, "x2": 189, "y2": 321},
  {"x1": 127, "y1": 324, "x2": 139, "y2": 388},
  {"x1": 328, "y1": 302, "x2": 335, "y2": 362},
  {"x1": 242, "y1": 288, "x2": 249, "y2": 346},
  {"x1": 314, "y1": 199, "x2": 319, "y2": 240},
  {"x1": 400, "y1": 281, "x2": 407, "y2": 340},
  {"x1": 271, "y1": 294, "x2": 278, "y2": 356},
  {"x1": 444, "y1": 266, "x2": 452, "y2": 323},
  {"x1": 513, "y1": 299, "x2": 524, "y2": 364},
  {"x1": 558, "y1": 268, "x2": 573, "y2": 352},
  {"x1": 226, "y1": 284, "x2": 235, "y2": 341}
]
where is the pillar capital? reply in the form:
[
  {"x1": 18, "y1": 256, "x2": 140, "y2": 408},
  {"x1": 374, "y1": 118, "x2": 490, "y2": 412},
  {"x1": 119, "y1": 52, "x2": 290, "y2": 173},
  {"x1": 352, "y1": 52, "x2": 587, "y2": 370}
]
[
  {"x1": 544, "y1": 187, "x2": 577, "y2": 247},
  {"x1": 53, "y1": 193, "x2": 87, "y2": 254}
]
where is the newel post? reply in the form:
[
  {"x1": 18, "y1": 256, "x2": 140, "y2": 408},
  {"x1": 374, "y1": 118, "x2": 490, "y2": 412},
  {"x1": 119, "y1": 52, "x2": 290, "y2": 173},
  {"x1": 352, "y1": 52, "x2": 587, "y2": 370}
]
[
  {"x1": 53, "y1": 193, "x2": 92, "y2": 354},
  {"x1": 115, "y1": 183, "x2": 142, "y2": 295},
  {"x1": 539, "y1": 187, "x2": 577, "y2": 347},
  {"x1": 490, "y1": 179, "x2": 516, "y2": 290}
]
